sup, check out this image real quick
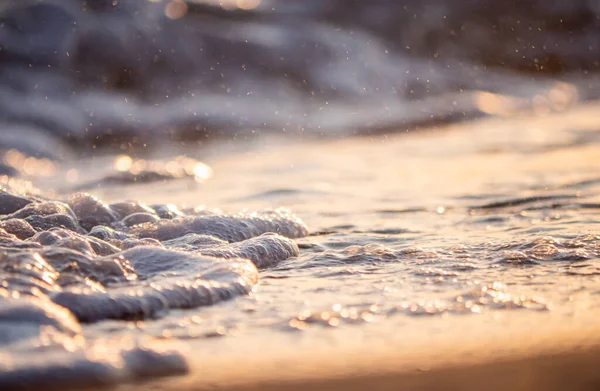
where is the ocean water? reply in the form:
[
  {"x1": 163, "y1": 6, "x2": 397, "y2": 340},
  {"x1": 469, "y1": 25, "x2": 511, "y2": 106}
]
[{"x1": 1, "y1": 1, "x2": 600, "y2": 390}]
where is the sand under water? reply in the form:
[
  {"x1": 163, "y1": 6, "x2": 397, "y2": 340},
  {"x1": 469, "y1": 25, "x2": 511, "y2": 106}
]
[{"x1": 1, "y1": 1, "x2": 600, "y2": 390}]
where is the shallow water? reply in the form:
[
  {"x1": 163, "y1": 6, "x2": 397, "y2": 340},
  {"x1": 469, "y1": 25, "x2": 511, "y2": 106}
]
[
  {"x1": 1, "y1": 1, "x2": 600, "y2": 390},
  {"x1": 2, "y1": 102, "x2": 600, "y2": 390}
]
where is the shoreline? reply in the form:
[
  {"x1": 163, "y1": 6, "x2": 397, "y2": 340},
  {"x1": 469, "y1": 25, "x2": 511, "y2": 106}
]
[{"x1": 115, "y1": 318, "x2": 600, "y2": 391}]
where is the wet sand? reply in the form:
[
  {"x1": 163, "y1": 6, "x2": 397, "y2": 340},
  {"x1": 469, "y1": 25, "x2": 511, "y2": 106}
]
[{"x1": 116, "y1": 319, "x2": 600, "y2": 391}]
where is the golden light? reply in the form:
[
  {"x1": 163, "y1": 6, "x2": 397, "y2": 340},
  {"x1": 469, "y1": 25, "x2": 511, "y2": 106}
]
[
  {"x1": 193, "y1": 162, "x2": 214, "y2": 182},
  {"x1": 165, "y1": 0, "x2": 188, "y2": 19},
  {"x1": 473, "y1": 91, "x2": 519, "y2": 116},
  {"x1": 114, "y1": 155, "x2": 133, "y2": 172},
  {"x1": 3, "y1": 149, "x2": 57, "y2": 177},
  {"x1": 236, "y1": 0, "x2": 260, "y2": 10}
]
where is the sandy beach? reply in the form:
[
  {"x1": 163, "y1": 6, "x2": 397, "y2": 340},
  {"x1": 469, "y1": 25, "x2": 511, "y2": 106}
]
[{"x1": 2, "y1": 3, "x2": 600, "y2": 390}]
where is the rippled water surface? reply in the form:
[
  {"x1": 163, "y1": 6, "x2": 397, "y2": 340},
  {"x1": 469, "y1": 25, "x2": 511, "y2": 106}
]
[
  {"x1": 2, "y1": 102, "x2": 600, "y2": 390},
  {"x1": 1, "y1": 1, "x2": 600, "y2": 390}
]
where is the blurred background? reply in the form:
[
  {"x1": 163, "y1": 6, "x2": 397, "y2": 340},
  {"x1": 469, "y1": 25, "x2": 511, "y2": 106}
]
[{"x1": 0, "y1": 0, "x2": 599, "y2": 160}]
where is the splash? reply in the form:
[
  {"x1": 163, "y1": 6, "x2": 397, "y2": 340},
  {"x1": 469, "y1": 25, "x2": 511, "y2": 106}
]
[{"x1": 0, "y1": 188, "x2": 306, "y2": 388}]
